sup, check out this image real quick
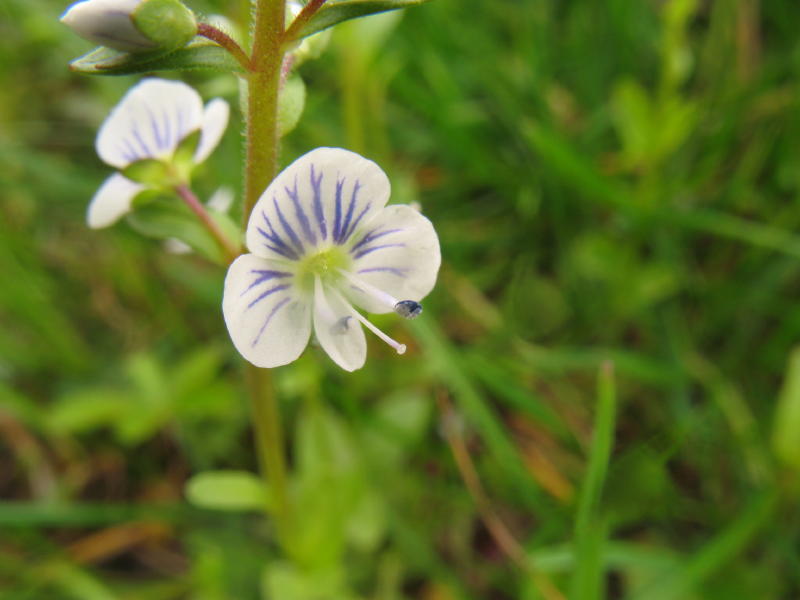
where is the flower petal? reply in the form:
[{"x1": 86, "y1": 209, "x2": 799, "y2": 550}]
[
  {"x1": 96, "y1": 78, "x2": 204, "y2": 169},
  {"x1": 194, "y1": 98, "x2": 230, "y2": 164},
  {"x1": 313, "y1": 278, "x2": 366, "y2": 372},
  {"x1": 345, "y1": 205, "x2": 441, "y2": 314},
  {"x1": 245, "y1": 148, "x2": 391, "y2": 260},
  {"x1": 223, "y1": 254, "x2": 311, "y2": 368},
  {"x1": 86, "y1": 173, "x2": 144, "y2": 229},
  {"x1": 61, "y1": 0, "x2": 154, "y2": 52}
]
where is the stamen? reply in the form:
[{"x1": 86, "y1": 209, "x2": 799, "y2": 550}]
[
  {"x1": 337, "y1": 268, "x2": 398, "y2": 310},
  {"x1": 350, "y1": 310, "x2": 407, "y2": 355},
  {"x1": 320, "y1": 279, "x2": 408, "y2": 355}
]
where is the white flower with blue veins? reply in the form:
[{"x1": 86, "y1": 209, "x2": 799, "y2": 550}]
[
  {"x1": 88, "y1": 78, "x2": 229, "y2": 228},
  {"x1": 223, "y1": 148, "x2": 441, "y2": 372}
]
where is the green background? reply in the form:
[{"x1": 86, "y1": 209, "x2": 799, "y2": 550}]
[{"x1": 1, "y1": 0, "x2": 799, "y2": 598}]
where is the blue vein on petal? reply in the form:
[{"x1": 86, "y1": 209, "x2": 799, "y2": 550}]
[
  {"x1": 247, "y1": 283, "x2": 290, "y2": 310},
  {"x1": 258, "y1": 211, "x2": 298, "y2": 260},
  {"x1": 119, "y1": 137, "x2": 140, "y2": 163},
  {"x1": 130, "y1": 120, "x2": 154, "y2": 157},
  {"x1": 144, "y1": 104, "x2": 165, "y2": 151},
  {"x1": 175, "y1": 106, "x2": 186, "y2": 144},
  {"x1": 273, "y1": 197, "x2": 305, "y2": 255},
  {"x1": 252, "y1": 297, "x2": 291, "y2": 347},
  {"x1": 310, "y1": 165, "x2": 326, "y2": 240},
  {"x1": 350, "y1": 228, "x2": 402, "y2": 253},
  {"x1": 286, "y1": 177, "x2": 316, "y2": 245},
  {"x1": 333, "y1": 177, "x2": 344, "y2": 242},
  {"x1": 344, "y1": 202, "x2": 371, "y2": 242},
  {"x1": 357, "y1": 267, "x2": 407, "y2": 277},
  {"x1": 352, "y1": 243, "x2": 406, "y2": 260},
  {"x1": 241, "y1": 269, "x2": 292, "y2": 296},
  {"x1": 337, "y1": 180, "x2": 361, "y2": 243}
]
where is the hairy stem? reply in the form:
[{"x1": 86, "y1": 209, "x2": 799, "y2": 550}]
[
  {"x1": 173, "y1": 184, "x2": 240, "y2": 263},
  {"x1": 244, "y1": 0, "x2": 286, "y2": 221},
  {"x1": 197, "y1": 23, "x2": 252, "y2": 71},
  {"x1": 242, "y1": 0, "x2": 292, "y2": 549}
]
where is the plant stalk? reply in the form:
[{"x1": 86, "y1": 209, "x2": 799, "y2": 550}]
[
  {"x1": 173, "y1": 184, "x2": 240, "y2": 263},
  {"x1": 243, "y1": 0, "x2": 286, "y2": 222},
  {"x1": 242, "y1": 0, "x2": 292, "y2": 549}
]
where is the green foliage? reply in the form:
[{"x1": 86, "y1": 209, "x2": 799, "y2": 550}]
[
  {"x1": 772, "y1": 348, "x2": 800, "y2": 472},
  {"x1": 70, "y1": 42, "x2": 245, "y2": 75},
  {"x1": 277, "y1": 75, "x2": 307, "y2": 137},
  {"x1": 186, "y1": 470, "x2": 269, "y2": 511},
  {"x1": 4, "y1": 0, "x2": 800, "y2": 598},
  {"x1": 287, "y1": 0, "x2": 432, "y2": 42}
]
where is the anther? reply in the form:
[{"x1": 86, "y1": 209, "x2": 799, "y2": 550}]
[{"x1": 394, "y1": 300, "x2": 423, "y2": 319}]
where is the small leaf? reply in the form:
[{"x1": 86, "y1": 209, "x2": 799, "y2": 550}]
[
  {"x1": 126, "y1": 196, "x2": 223, "y2": 261},
  {"x1": 70, "y1": 42, "x2": 245, "y2": 76},
  {"x1": 288, "y1": 0, "x2": 431, "y2": 42},
  {"x1": 186, "y1": 471, "x2": 269, "y2": 512},
  {"x1": 277, "y1": 75, "x2": 306, "y2": 137},
  {"x1": 772, "y1": 347, "x2": 800, "y2": 471}
]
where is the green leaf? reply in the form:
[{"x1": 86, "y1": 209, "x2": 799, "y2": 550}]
[
  {"x1": 772, "y1": 347, "x2": 800, "y2": 471},
  {"x1": 69, "y1": 42, "x2": 244, "y2": 76},
  {"x1": 46, "y1": 389, "x2": 133, "y2": 435},
  {"x1": 277, "y1": 75, "x2": 306, "y2": 138},
  {"x1": 185, "y1": 471, "x2": 269, "y2": 512},
  {"x1": 288, "y1": 0, "x2": 432, "y2": 42},
  {"x1": 261, "y1": 562, "x2": 356, "y2": 600},
  {"x1": 125, "y1": 196, "x2": 223, "y2": 262},
  {"x1": 570, "y1": 362, "x2": 617, "y2": 600}
]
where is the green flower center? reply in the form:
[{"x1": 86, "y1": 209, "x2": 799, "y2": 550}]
[{"x1": 296, "y1": 246, "x2": 351, "y2": 291}]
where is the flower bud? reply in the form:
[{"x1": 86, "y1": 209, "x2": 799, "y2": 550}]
[{"x1": 61, "y1": 0, "x2": 196, "y2": 54}]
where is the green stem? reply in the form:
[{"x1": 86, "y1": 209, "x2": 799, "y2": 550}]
[
  {"x1": 244, "y1": 0, "x2": 286, "y2": 222},
  {"x1": 245, "y1": 363, "x2": 290, "y2": 539},
  {"x1": 242, "y1": 0, "x2": 292, "y2": 549}
]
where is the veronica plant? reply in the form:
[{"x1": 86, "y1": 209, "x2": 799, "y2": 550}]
[{"x1": 62, "y1": 0, "x2": 438, "y2": 590}]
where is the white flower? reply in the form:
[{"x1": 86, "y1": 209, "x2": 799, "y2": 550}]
[
  {"x1": 88, "y1": 78, "x2": 229, "y2": 229},
  {"x1": 223, "y1": 148, "x2": 441, "y2": 372},
  {"x1": 61, "y1": 0, "x2": 196, "y2": 53}
]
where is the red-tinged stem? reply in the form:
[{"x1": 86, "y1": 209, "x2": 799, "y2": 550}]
[
  {"x1": 197, "y1": 23, "x2": 253, "y2": 72},
  {"x1": 174, "y1": 184, "x2": 240, "y2": 263},
  {"x1": 282, "y1": 0, "x2": 328, "y2": 46}
]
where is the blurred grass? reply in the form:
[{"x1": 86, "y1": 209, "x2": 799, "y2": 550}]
[{"x1": 2, "y1": 0, "x2": 800, "y2": 598}]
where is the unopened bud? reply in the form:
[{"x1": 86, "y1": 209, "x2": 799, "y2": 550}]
[{"x1": 61, "y1": 0, "x2": 196, "y2": 54}]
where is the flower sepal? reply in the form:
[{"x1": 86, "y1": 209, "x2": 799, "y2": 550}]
[
  {"x1": 171, "y1": 129, "x2": 202, "y2": 177},
  {"x1": 131, "y1": 0, "x2": 197, "y2": 53},
  {"x1": 121, "y1": 158, "x2": 172, "y2": 187}
]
